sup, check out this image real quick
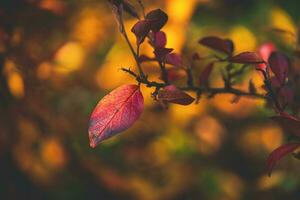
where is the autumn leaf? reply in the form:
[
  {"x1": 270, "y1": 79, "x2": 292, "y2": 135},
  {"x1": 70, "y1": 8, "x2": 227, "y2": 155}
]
[
  {"x1": 166, "y1": 53, "x2": 182, "y2": 67},
  {"x1": 131, "y1": 20, "x2": 151, "y2": 45},
  {"x1": 89, "y1": 84, "x2": 144, "y2": 147},
  {"x1": 268, "y1": 52, "x2": 289, "y2": 85},
  {"x1": 267, "y1": 142, "x2": 300, "y2": 176},
  {"x1": 154, "y1": 47, "x2": 173, "y2": 61},
  {"x1": 157, "y1": 85, "x2": 194, "y2": 105},
  {"x1": 229, "y1": 52, "x2": 265, "y2": 64},
  {"x1": 199, "y1": 36, "x2": 234, "y2": 55},
  {"x1": 154, "y1": 31, "x2": 167, "y2": 48},
  {"x1": 145, "y1": 9, "x2": 168, "y2": 32}
]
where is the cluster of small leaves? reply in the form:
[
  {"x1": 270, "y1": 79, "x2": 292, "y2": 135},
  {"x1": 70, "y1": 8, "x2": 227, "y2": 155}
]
[{"x1": 89, "y1": 0, "x2": 300, "y2": 177}]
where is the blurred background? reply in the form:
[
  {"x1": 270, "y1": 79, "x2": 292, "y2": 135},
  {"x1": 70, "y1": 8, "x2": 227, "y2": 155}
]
[{"x1": 1, "y1": 0, "x2": 300, "y2": 199}]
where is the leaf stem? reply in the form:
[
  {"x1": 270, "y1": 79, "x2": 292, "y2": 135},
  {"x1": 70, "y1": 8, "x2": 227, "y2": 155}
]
[{"x1": 119, "y1": 9, "x2": 146, "y2": 79}]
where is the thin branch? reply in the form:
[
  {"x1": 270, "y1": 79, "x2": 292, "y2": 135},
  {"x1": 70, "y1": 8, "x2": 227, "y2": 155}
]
[
  {"x1": 122, "y1": 67, "x2": 266, "y2": 100},
  {"x1": 158, "y1": 61, "x2": 169, "y2": 84},
  {"x1": 118, "y1": 8, "x2": 146, "y2": 79}
]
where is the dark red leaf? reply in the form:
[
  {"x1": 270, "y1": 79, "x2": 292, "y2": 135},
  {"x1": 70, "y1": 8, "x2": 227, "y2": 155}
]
[
  {"x1": 158, "y1": 85, "x2": 195, "y2": 105},
  {"x1": 166, "y1": 53, "x2": 182, "y2": 66},
  {"x1": 270, "y1": 76, "x2": 281, "y2": 89},
  {"x1": 229, "y1": 52, "x2": 265, "y2": 64},
  {"x1": 154, "y1": 31, "x2": 167, "y2": 48},
  {"x1": 271, "y1": 114, "x2": 300, "y2": 138},
  {"x1": 199, "y1": 63, "x2": 214, "y2": 85},
  {"x1": 267, "y1": 142, "x2": 300, "y2": 176},
  {"x1": 89, "y1": 84, "x2": 144, "y2": 147},
  {"x1": 154, "y1": 47, "x2": 173, "y2": 61},
  {"x1": 131, "y1": 20, "x2": 151, "y2": 45},
  {"x1": 278, "y1": 86, "x2": 294, "y2": 106},
  {"x1": 145, "y1": 9, "x2": 168, "y2": 32},
  {"x1": 199, "y1": 36, "x2": 234, "y2": 55},
  {"x1": 268, "y1": 52, "x2": 289, "y2": 85}
]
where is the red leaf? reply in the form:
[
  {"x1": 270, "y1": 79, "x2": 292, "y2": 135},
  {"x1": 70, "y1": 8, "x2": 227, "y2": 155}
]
[
  {"x1": 229, "y1": 52, "x2": 265, "y2": 64},
  {"x1": 157, "y1": 85, "x2": 195, "y2": 105},
  {"x1": 271, "y1": 114, "x2": 300, "y2": 138},
  {"x1": 270, "y1": 76, "x2": 281, "y2": 89},
  {"x1": 199, "y1": 36, "x2": 234, "y2": 55},
  {"x1": 154, "y1": 31, "x2": 167, "y2": 48},
  {"x1": 166, "y1": 53, "x2": 182, "y2": 66},
  {"x1": 199, "y1": 63, "x2": 214, "y2": 85},
  {"x1": 89, "y1": 84, "x2": 144, "y2": 147},
  {"x1": 154, "y1": 47, "x2": 173, "y2": 61},
  {"x1": 145, "y1": 9, "x2": 168, "y2": 32},
  {"x1": 131, "y1": 20, "x2": 151, "y2": 45},
  {"x1": 268, "y1": 52, "x2": 289, "y2": 85},
  {"x1": 256, "y1": 42, "x2": 276, "y2": 70},
  {"x1": 267, "y1": 142, "x2": 300, "y2": 176}
]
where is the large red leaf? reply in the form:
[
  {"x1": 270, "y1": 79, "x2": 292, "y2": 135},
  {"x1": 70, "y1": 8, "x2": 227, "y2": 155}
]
[
  {"x1": 229, "y1": 52, "x2": 265, "y2": 64},
  {"x1": 199, "y1": 36, "x2": 234, "y2": 55},
  {"x1": 158, "y1": 85, "x2": 194, "y2": 105},
  {"x1": 266, "y1": 142, "x2": 300, "y2": 176},
  {"x1": 89, "y1": 84, "x2": 144, "y2": 147},
  {"x1": 268, "y1": 52, "x2": 289, "y2": 85}
]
